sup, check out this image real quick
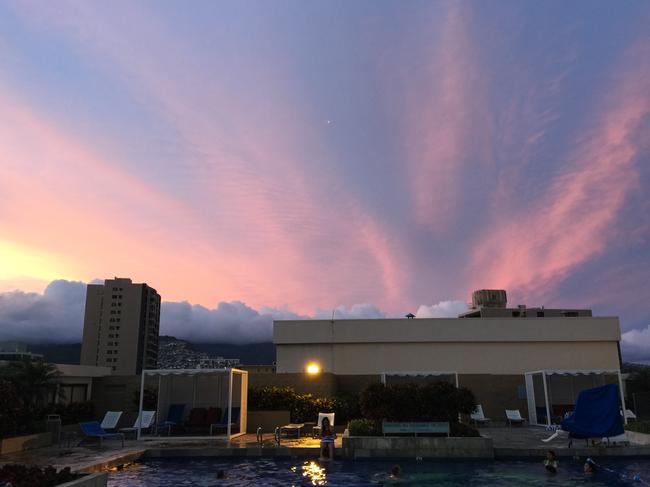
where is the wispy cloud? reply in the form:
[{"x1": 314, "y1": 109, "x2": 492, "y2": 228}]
[{"x1": 467, "y1": 42, "x2": 650, "y2": 304}]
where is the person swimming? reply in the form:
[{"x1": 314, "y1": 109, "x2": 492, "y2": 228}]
[
  {"x1": 389, "y1": 465, "x2": 401, "y2": 479},
  {"x1": 584, "y1": 458, "x2": 597, "y2": 475},
  {"x1": 216, "y1": 469, "x2": 226, "y2": 479},
  {"x1": 544, "y1": 450, "x2": 558, "y2": 474}
]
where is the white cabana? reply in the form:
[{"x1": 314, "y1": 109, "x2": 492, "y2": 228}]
[
  {"x1": 381, "y1": 371, "x2": 459, "y2": 387},
  {"x1": 138, "y1": 368, "x2": 248, "y2": 440},
  {"x1": 524, "y1": 369, "x2": 626, "y2": 426}
]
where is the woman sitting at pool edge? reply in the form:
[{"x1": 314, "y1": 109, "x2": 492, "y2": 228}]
[{"x1": 318, "y1": 417, "x2": 336, "y2": 461}]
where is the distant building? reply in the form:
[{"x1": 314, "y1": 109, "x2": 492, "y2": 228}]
[
  {"x1": 198, "y1": 357, "x2": 241, "y2": 369},
  {"x1": 0, "y1": 351, "x2": 44, "y2": 362},
  {"x1": 80, "y1": 278, "x2": 160, "y2": 375},
  {"x1": 0, "y1": 341, "x2": 43, "y2": 362}
]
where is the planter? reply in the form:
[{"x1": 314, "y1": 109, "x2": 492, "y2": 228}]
[
  {"x1": 57, "y1": 472, "x2": 108, "y2": 487},
  {"x1": 342, "y1": 436, "x2": 494, "y2": 459},
  {"x1": 246, "y1": 411, "x2": 291, "y2": 434},
  {"x1": 0, "y1": 432, "x2": 52, "y2": 455}
]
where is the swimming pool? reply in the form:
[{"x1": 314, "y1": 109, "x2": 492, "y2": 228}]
[{"x1": 108, "y1": 457, "x2": 650, "y2": 486}]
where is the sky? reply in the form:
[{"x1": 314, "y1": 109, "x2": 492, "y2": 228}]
[{"x1": 0, "y1": 1, "x2": 649, "y2": 356}]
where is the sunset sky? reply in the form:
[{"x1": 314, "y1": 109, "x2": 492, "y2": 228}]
[{"x1": 1, "y1": 1, "x2": 649, "y2": 347}]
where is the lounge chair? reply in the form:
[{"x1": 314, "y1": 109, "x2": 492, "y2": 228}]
[
  {"x1": 312, "y1": 412, "x2": 335, "y2": 438},
  {"x1": 159, "y1": 404, "x2": 185, "y2": 435},
  {"x1": 624, "y1": 409, "x2": 637, "y2": 421},
  {"x1": 119, "y1": 410, "x2": 156, "y2": 438},
  {"x1": 79, "y1": 421, "x2": 124, "y2": 447},
  {"x1": 470, "y1": 405, "x2": 491, "y2": 426},
  {"x1": 279, "y1": 423, "x2": 305, "y2": 438},
  {"x1": 100, "y1": 411, "x2": 122, "y2": 431},
  {"x1": 210, "y1": 407, "x2": 240, "y2": 435},
  {"x1": 505, "y1": 409, "x2": 525, "y2": 426}
]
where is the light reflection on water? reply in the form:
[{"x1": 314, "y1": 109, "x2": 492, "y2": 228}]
[{"x1": 108, "y1": 457, "x2": 650, "y2": 486}]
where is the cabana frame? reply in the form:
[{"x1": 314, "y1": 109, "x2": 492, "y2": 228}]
[
  {"x1": 137, "y1": 368, "x2": 248, "y2": 440},
  {"x1": 524, "y1": 369, "x2": 626, "y2": 426}
]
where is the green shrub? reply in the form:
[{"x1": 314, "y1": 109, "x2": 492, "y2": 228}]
[
  {"x1": 360, "y1": 381, "x2": 476, "y2": 424},
  {"x1": 248, "y1": 386, "x2": 362, "y2": 423},
  {"x1": 0, "y1": 380, "x2": 21, "y2": 438},
  {"x1": 348, "y1": 418, "x2": 379, "y2": 436}
]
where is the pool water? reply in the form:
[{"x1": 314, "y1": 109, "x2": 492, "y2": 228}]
[{"x1": 108, "y1": 457, "x2": 650, "y2": 486}]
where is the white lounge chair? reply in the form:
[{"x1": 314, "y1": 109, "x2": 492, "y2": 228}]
[
  {"x1": 119, "y1": 410, "x2": 156, "y2": 437},
  {"x1": 312, "y1": 412, "x2": 335, "y2": 438},
  {"x1": 624, "y1": 409, "x2": 637, "y2": 421},
  {"x1": 505, "y1": 409, "x2": 525, "y2": 426},
  {"x1": 100, "y1": 411, "x2": 123, "y2": 430},
  {"x1": 470, "y1": 405, "x2": 491, "y2": 426}
]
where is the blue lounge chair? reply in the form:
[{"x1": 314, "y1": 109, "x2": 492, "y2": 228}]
[
  {"x1": 159, "y1": 404, "x2": 185, "y2": 435},
  {"x1": 79, "y1": 421, "x2": 125, "y2": 447},
  {"x1": 210, "y1": 407, "x2": 240, "y2": 435}
]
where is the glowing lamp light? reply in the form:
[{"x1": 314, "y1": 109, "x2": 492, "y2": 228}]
[{"x1": 306, "y1": 362, "x2": 321, "y2": 375}]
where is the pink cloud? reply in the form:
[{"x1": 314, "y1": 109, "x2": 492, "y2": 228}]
[
  {"x1": 466, "y1": 43, "x2": 650, "y2": 302},
  {"x1": 0, "y1": 3, "x2": 410, "y2": 313}
]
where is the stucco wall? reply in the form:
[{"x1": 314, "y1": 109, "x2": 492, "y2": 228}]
[{"x1": 276, "y1": 341, "x2": 620, "y2": 375}]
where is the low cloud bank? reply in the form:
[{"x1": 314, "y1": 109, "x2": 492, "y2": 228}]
[
  {"x1": 0, "y1": 279, "x2": 476, "y2": 345},
  {"x1": 160, "y1": 301, "x2": 305, "y2": 344},
  {"x1": 621, "y1": 326, "x2": 650, "y2": 363},
  {"x1": 314, "y1": 304, "x2": 386, "y2": 320},
  {"x1": 416, "y1": 300, "x2": 469, "y2": 318},
  {"x1": 0, "y1": 280, "x2": 87, "y2": 344}
]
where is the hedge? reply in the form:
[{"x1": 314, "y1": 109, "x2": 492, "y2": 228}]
[{"x1": 248, "y1": 386, "x2": 360, "y2": 423}]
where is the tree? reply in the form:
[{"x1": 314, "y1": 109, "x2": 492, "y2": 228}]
[{"x1": 0, "y1": 360, "x2": 61, "y2": 407}]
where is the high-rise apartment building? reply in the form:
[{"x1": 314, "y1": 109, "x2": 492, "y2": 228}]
[{"x1": 80, "y1": 278, "x2": 160, "y2": 375}]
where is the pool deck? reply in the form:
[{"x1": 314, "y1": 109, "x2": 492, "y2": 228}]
[{"x1": 2, "y1": 428, "x2": 650, "y2": 473}]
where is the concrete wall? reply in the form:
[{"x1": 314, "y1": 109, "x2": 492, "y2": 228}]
[
  {"x1": 274, "y1": 317, "x2": 621, "y2": 375},
  {"x1": 246, "y1": 411, "x2": 291, "y2": 433},
  {"x1": 459, "y1": 374, "x2": 528, "y2": 421},
  {"x1": 90, "y1": 375, "x2": 155, "y2": 428},
  {"x1": 0, "y1": 432, "x2": 52, "y2": 455}
]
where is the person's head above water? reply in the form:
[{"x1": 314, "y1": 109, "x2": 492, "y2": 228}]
[
  {"x1": 391, "y1": 465, "x2": 401, "y2": 478},
  {"x1": 216, "y1": 470, "x2": 226, "y2": 479},
  {"x1": 546, "y1": 450, "x2": 557, "y2": 460},
  {"x1": 584, "y1": 459, "x2": 596, "y2": 474}
]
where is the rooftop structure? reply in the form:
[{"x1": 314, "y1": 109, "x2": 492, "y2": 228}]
[{"x1": 459, "y1": 289, "x2": 592, "y2": 318}]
